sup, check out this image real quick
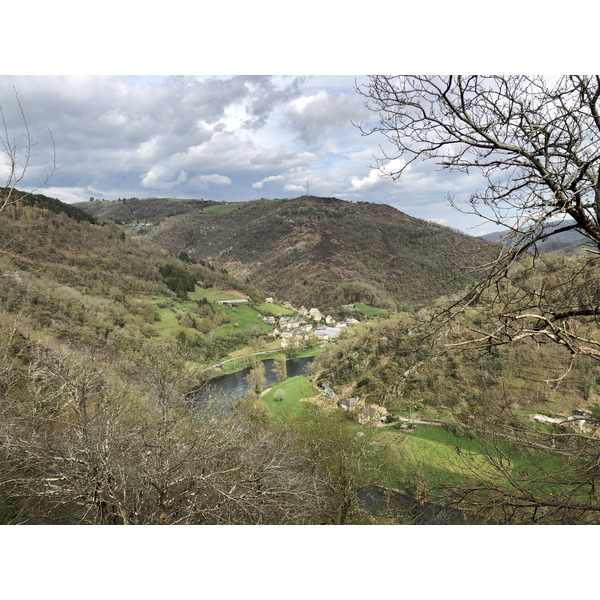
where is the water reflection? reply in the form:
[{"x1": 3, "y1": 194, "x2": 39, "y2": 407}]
[{"x1": 197, "y1": 356, "x2": 315, "y2": 410}]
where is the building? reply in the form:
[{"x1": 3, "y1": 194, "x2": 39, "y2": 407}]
[
  {"x1": 309, "y1": 308, "x2": 323, "y2": 322},
  {"x1": 217, "y1": 299, "x2": 249, "y2": 305},
  {"x1": 340, "y1": 397, "x2": 359, "y2": 410}
]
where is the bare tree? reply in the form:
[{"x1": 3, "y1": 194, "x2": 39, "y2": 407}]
[
  {"x1": 0, "y1": 87, "x2": 56, "y2": 214},
  {"x1": 357, "y1": 75, "x2": 600, "y2": 360},
  {"x1": 355, "y1": 76, "x2": 600, "y2": 523},
  {"x1": 0, "y1": 340, "x2": 322, "y2": 525}
]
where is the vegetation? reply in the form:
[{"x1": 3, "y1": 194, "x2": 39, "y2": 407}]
[
  {"x1": 78, "y1": 195, "x2": 491, "y2": 313},
  {"x1": 262, "y1": 376, "x2": 315, "y2": 418},
  {"x1": 7, "y1": 74, "x2": 600, "y2": 525}
]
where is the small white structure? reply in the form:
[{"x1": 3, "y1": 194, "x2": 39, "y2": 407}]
[{"x1": 217, "y1": 299, "x2": 249, "y2": 305}]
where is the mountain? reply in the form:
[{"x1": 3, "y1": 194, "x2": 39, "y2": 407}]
[
  {"x1": 78, "y1": 196, "x2": 491, "y2": 311},
  {"x1": 480, "y1": 221, "x2": 594, "y2": 255}
]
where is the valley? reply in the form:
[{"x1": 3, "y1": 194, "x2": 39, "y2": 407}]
[{"x1": 2, "y1": 190, "x2": 600, "y2": 525}]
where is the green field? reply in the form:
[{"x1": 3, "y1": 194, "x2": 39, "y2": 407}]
[
  {"x1": 189, "y1": 286, "x2": 246, "y2": 303},
  {"x1": 380, "y1": 423, "x2": 570, "y2": 500},
  {"x1": 262, "y1": 376, "x2": 316, "y2": 419},
  {"x1": 354, "y1": 304, "x2": 381, "y2": 316},
  {"x1": 154, "y1": 305, "x2": 182, "y2": 333},
  {"x1": 255, "y1": 302, "x2": 295, "y2": 316},
  {"x1": 213, "y1": 304, "x2": 270, "y2": 337},
  {"x1": 202, "y1": 203, "x2": 240, "y2": 214}
]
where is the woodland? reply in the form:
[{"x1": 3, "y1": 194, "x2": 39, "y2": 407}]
[{"x1": 3, "y1": 75, "x2": 600, "y2": 525}]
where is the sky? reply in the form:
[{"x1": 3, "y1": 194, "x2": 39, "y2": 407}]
[
  {"x1": 2, "y1": 2, "x2": 595, "y2": 238},
  {"x1": 0, "y1": 74, "x2": 491, "y2": 233}
]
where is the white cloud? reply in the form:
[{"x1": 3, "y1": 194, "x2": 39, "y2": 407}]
[
  {"x1": 195, "y1": 174, "x2": 231, "y2": 186},
  {"x1": 350, "y1": 168, "x2": 384, "y2": 191},
  {"x1": 43, "y1": 186, "x2": 90, "y2": 204},
  {"x1": 252, "y1": 175, "x2": 285, "y2": 189},
  {"x1": 0, "y1": 74, "x2": 491, "y2": 232}
]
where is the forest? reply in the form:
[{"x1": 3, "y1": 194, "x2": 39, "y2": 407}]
[{"x1": 3, "y1": 75, "x2": 600, "y2": 526}]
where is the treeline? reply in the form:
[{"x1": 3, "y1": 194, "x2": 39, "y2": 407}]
[{"x1": 3, "y1": 188, "x2": 98, "y2": 224}]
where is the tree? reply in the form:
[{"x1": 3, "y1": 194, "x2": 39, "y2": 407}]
[
  {"x1": 286, "y1": 405, "x2": 381, "y2": 524},
  {"x1": 357, "y1": 75, "x2": 600, "y2": 523},
  {"x1": 274, "y1": 389, "x2": 285, "y2": 402},
  {"x1": 357, "y1": 75, "x2": 600, "y2": 361},
  {"x1": 273, "y1": 354, "x2": 287, "y2": 382},
  {"x1": 0, "y1": 338, "x2": 321, "y2": 525},
  {"x1": 0, "y1": 88, "x2": 56, "y2": 214}
]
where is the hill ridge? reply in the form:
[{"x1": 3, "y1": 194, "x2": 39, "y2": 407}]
[{"x1": 79, "y1": 194, "x2": 490, "y2": 311}]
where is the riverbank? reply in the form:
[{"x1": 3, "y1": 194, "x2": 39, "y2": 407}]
[
  {"x1": 212, "y1": 345, "x2": 325, "y2": 375},
  {"x1": 196, "y1": 355, "x2": 318, "y2": 411}
]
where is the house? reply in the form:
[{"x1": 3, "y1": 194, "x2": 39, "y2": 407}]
[
  {"x1": 309, "y1": 308, "x2": 323, "y2": 322},
  {"x1": 572, "y1": 409, "x2": 592, "y2": 419},
  {"x1": 265, "y1": 328, "x2": 280, "y2": 339},
  {"x1": 314, "y1": 330, "x2": 330, "y2": 343},
  {"x1": 346, "y1": 317, "x2": 360, "y2": 325},
  {"x1": 359, "y1": 403, "x2": 388, "y2": 425},
  {"x1": 293, "y1": 330, "x2": 310, "y2": 342},
  {"x1": 280, "y1": 331, "x2": 298, "y2": 349},
  {"x1": 299, "y1": 305, "x2": 309, "y2": 316},
  {"x1": 279, "y1": 316, "x2": 292, "y2": 330},
  {"x1": 340, "y1": 397, "x2": 359, "y2": 410},
  {"x1": 265, "y1": 297, "x2": 273, "y2": 303},
  {"x1": 262, "y1": 316, "x2": 276, "y2": 325},
  {"x1": 325, "y1": 315, "x2": 336, "y2": 326}
]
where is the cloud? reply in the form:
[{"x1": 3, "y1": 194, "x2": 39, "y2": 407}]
[
  {"x1": 252, "y1": 175, "x2": 285, "y2": 189},
  {"x1": 0, "y1": 74, "x2": 488, "y2": 232},
  {"x1": 194, "y1": 174, "x2": 232, "y2": 186},
  {"x1": 350, "y1": 168, "x2": 384, "y2": 191},
  {"x1": 286, "y1": 89, "x2": 366, "y2": 146}
]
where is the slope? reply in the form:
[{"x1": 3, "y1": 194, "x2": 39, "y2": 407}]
[{"x1": 79, "y1": 195, "x2": 491, "y2": 312}]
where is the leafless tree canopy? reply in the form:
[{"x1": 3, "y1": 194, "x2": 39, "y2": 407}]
[
  {"x1": 0, "y1": 88, "x2": 56, "y2": 214},
  {"x1": 358, "y1": 75, "x2": 600, "y2": 360},
  {"x1": 358, "y1": 75, "x2": 600, "y2": 247}
]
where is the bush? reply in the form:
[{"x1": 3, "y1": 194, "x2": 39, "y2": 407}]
[{"x1": 274, "y1": 389, "x2": 285, "y2": 402}]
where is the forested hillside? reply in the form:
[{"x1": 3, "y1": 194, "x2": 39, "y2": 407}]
[
  {"x1": 6, "y1": 190, "x2": 600, "y2": 525},
  {"x1": 78, "y1": 195, "x2": 491, "y2": 312},
  {"x1": 1, "y1": 192, "x2": 398, "y2": 524}
]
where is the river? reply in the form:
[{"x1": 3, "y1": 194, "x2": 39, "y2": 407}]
[{"x1": 197, "y1": 355, "x2": 315, "y2": 410}]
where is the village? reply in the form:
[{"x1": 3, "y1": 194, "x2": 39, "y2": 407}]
[
  {"x1": 213, "y1": 296, "x2": 391, "y2": 426},
  {"x1": 260, "y1": 299, "x2": 361, "y2": 349},
  {"x1": 217, "y1": 296, "x2": 362, "y2": 349}
]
